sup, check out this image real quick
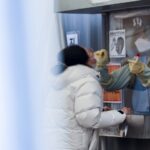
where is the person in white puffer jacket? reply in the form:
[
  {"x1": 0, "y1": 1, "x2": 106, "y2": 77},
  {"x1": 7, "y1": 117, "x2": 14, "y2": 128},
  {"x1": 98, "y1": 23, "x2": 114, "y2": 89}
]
[{"x1": 44, "y1": 45, "x2": 130, "y2": 150}]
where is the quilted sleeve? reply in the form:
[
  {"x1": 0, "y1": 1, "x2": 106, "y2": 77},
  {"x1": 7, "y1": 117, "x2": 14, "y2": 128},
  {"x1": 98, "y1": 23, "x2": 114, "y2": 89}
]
[
  {"x1": 98, "y1": 65, "x2": 133, "y2": 91},
  {"x1": 75, "y1": 77, "x2": 126, "y2": 129}
]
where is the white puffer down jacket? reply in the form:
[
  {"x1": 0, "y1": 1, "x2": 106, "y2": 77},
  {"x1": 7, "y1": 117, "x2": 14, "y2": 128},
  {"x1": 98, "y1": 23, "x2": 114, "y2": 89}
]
[{"x1": 44, "y1": 65, "x2": 126, "y2": 150}]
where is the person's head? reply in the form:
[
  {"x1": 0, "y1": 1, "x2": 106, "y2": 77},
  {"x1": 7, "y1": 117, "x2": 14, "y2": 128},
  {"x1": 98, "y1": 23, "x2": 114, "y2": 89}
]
[
  {"x1": 52, "y1": 45, "x2": 89, "y2": 75},
  {"x1": 85, "y1": 48, "x2": 96, "y2": 68},
  {"x1": 58, "y1": 45, "x2": 89, "y2": 68},
  {"x1": 116, "y1": 37, "x2": 124, "y2": 54}
]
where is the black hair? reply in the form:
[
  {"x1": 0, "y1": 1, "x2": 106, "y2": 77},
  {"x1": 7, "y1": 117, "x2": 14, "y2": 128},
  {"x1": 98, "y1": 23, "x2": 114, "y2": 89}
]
[
  {"x1": 116, "y1": 37, "x2": 124, "y2": 54},
  {"x1": 51, "y1": 45, "x2": 89, "y2": 75},
  {"x1": 58, "y1": 45, "x2": 89, "y2": 67},
  {"x1": 117, "y1": 37, "x2": 124, "y2": 44}
]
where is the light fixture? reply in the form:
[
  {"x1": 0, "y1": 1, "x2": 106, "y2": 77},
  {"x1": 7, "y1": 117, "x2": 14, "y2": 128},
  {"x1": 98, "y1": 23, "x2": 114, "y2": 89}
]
[
  {"x1": 90, "y1": 0, "x2": 140, "y2": 5},
  {"x1": 90, "y1": 0, "x2": 110, "y2": 4}
]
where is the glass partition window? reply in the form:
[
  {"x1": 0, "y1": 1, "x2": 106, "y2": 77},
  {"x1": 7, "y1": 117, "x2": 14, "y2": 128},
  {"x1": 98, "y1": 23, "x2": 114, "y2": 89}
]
[
  {"x1": 110, "y1": 9, "x2": 150, "y2": 57},
  {"x1": 109, "y1": 9, "x2": 150, "y2": 115}
]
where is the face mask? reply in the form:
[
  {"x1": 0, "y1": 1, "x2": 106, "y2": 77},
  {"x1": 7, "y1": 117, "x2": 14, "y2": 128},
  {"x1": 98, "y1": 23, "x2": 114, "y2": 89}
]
[{"x1": 135, "y1": 38, "x2": 150, "y2": 53}]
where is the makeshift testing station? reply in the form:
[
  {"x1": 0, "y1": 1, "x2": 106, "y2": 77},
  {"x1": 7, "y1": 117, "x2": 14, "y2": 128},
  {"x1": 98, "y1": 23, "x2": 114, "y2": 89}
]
[{"x1": 54, "y1": 0, "x2": 150, "y2": 149}]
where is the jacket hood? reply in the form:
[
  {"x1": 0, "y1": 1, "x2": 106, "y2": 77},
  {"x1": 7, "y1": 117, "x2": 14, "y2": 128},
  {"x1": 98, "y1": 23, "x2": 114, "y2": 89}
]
[{"x1": 49, "y1": 65, "x2": 100, "y2": 90}]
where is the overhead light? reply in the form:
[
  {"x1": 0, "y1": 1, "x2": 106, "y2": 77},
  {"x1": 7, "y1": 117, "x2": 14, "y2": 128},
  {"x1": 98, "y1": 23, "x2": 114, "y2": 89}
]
[
  {"x1": 90, "y1": 0, "x2": 111, "y2": 4},
  {"x1": 90, "y1": 0, "x2": 140, "y2": 5}
]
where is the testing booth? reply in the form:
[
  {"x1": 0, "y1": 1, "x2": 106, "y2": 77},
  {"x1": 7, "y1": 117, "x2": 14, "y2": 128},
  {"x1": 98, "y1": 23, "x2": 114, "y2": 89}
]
[{"x1": 54, "y1": 0, "x2": 150, "y2": 149}]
